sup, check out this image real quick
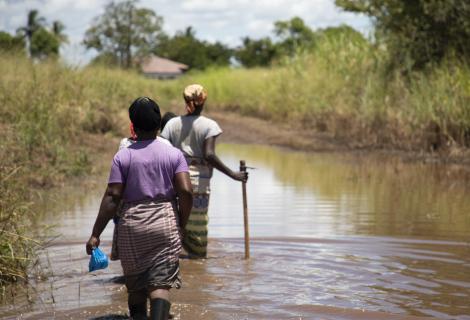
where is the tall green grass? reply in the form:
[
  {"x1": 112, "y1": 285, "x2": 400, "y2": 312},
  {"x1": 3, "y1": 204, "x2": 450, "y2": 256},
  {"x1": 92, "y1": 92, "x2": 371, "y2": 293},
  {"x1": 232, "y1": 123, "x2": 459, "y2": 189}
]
[
  {"x1": 0, "y1": 162, "x2": 40, "y2": 286},
  {"x1": 168, "y1": 34, "x2": 470, "y2": 150}
]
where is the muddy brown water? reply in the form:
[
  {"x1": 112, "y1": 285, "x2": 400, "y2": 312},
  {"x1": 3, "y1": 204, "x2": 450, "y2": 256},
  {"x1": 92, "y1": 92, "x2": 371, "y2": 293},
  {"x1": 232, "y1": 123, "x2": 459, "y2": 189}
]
[{"x1": 1, "y1": 144, "x2": 470, "y2": 319}]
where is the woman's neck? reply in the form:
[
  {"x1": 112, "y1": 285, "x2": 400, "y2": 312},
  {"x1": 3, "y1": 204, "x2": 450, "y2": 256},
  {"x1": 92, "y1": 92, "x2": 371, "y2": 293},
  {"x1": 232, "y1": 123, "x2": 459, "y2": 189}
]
[
  {"x1": 135, "y1": 131, "x2": 158, "y2": 141},
  {"x1": 186, "y1": 104, "x2": 203, "y2": 116}
]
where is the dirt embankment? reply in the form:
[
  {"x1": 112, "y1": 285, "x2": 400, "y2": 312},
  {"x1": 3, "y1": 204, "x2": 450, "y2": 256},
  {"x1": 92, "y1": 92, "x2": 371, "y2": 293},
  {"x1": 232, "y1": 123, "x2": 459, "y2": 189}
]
[
  {"x1": 210, "y1": 111, "x2": 348, "y2": 151},
  {"x1": 209, "y1": 111, "x2": 470, "y2": 166},
  {"x1": 86, "y1": 109, "x2": 470, "y2": 172}
]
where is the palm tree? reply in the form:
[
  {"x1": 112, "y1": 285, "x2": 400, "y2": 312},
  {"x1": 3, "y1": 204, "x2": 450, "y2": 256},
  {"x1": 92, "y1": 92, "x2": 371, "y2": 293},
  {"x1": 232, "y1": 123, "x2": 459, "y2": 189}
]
[
  {"x1": 16, "y1": 9, "x2": 46, "y2": 55},
  {"x1": 52, "y1": 20, "x2": 68, "y2": 44}
]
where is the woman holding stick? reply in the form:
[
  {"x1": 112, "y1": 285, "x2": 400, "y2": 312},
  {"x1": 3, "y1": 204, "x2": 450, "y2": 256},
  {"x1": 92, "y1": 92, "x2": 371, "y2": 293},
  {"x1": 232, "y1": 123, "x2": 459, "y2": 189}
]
[
  {"x1": 86, "y1": 97, "x2": 193, "y2": 320},
  {"x1": 161, "y1": 84, "x2": 248, "y2": 258}
]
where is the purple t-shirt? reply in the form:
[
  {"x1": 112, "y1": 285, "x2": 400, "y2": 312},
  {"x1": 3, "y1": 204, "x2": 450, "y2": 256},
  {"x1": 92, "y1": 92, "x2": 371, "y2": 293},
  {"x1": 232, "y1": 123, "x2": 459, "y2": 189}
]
[{"x1": 108, "y1": 139, "x2": 189, "y2": 203}]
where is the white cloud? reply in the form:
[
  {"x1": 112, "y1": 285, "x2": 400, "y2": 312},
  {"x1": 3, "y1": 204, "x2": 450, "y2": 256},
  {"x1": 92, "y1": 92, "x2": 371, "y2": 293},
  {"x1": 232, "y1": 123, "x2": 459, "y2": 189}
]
[{"x1": 0, "y1": 0, "x2": 371, "y2": 65}]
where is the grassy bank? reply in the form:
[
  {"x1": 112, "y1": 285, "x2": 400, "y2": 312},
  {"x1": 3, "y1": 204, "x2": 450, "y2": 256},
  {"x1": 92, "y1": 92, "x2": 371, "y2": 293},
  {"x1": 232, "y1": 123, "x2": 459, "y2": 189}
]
[{"x1": 164, "y1": 35, "x2": 470, "y2": 151}]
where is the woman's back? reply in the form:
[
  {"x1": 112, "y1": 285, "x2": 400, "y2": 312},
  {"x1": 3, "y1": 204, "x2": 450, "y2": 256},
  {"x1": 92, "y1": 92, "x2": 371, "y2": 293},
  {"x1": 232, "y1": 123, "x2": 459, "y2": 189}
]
[
  {"x1": 109, "y1": 139, "x2": 188, "y2": 203},
  {"x1": 161, "y1": 115, "x2": 222, "y2": 159}
]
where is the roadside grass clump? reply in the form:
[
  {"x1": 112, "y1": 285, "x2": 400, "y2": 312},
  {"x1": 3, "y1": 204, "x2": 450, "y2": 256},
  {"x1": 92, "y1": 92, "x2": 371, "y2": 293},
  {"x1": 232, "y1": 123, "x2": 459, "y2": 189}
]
[{"x1": 0, "y1": 139, "x2": 41, "y2": 287}]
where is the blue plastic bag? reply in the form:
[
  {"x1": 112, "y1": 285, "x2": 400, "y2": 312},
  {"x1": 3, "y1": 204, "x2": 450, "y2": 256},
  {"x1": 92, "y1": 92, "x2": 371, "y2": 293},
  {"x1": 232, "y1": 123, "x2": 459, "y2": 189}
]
[{"x1": 89, "y1": 247, "x2": 109, "y2": 272}]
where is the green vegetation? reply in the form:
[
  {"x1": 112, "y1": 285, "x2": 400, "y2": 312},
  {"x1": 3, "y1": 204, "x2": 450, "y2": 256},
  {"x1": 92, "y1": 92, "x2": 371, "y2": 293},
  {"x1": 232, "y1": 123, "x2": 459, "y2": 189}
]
[
  {"x1": 164, "y1": 32, "x2": 470, "y2": 150},
  {"x1": 84, "y1": 0, "x2": 164, "y2": 69},
  {"x1": 336, "y1": 0, "x2": 470, "y2": 70},
  {"x1": 235, "y1": 37, "x2": 277, "y2": 68},
  {"x1": 15, "y1": 9, "x2": 67, "y2": 59},
  {"x1": 155, "y1": 27, "x2": 232, "y2": 70},
  {"x1": 85, "y1": 0, "x2": 232, "y2": 70},
  {"x1": 29, "y1": 27, "x2": 60, "y2": 59},
  {"x1": 0, "y1": 31, "x2": 24, "y2": 54},
  {"x1": 0, "y1": 159, "x2": 40, "y2": 286},
  {"x1": 273, "y1": 16, "x2": 316, "y2": 56},
  {"x1": 235, "y1": 17, "x2": 319, "y2": 68}
]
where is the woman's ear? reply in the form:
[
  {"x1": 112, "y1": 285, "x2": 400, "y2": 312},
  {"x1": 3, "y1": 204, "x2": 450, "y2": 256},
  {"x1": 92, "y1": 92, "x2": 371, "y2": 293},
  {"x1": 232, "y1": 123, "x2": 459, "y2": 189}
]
[{"x1": 130, "y1": 122, "x2": 137, "y2": 140}]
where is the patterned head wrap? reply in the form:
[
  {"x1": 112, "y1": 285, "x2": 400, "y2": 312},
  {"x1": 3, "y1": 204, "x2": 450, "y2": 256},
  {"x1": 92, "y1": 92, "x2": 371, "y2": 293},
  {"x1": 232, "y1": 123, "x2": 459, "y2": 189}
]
[{"x1": 183, "y1": 84, "x2": 208, "y2": 114}]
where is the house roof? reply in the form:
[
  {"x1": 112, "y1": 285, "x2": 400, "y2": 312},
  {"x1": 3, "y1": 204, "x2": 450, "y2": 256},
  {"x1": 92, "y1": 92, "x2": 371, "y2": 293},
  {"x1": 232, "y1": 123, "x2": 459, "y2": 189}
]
[{"x1": 140, "y1": 55, "x2": 189, "y2": 74}]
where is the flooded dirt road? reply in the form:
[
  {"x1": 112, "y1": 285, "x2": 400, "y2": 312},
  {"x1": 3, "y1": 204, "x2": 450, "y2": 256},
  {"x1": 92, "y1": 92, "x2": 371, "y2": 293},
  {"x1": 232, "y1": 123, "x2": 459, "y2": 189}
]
[{"x1": 1, "y1": 144, "x2": 470, "y2": 319}]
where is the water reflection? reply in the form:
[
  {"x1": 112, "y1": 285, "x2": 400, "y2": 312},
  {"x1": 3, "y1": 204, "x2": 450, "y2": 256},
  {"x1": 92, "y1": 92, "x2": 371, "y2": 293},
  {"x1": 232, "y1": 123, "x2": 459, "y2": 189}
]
[{"x1": 210, "y1": 144, "x2": 470, "y2": 240}]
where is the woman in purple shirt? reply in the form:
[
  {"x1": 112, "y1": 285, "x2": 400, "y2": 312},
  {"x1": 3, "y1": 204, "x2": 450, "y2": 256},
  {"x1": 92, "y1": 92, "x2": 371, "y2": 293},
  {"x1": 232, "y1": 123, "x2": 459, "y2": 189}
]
[{"x1": 86, "y1": 97, "x2": 193, "y2": 320}]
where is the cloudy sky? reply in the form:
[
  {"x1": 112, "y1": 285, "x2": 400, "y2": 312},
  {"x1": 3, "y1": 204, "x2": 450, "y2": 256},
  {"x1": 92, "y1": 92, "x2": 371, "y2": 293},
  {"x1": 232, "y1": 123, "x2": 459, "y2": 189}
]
[{"x1": 0, "y1": 0, "x2": 371, "y2": 65}]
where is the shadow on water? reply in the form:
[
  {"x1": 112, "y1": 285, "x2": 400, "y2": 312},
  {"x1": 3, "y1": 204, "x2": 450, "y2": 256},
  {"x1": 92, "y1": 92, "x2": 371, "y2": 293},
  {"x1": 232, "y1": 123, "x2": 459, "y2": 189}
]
[{"x1": 1, "y1": 143, "x2": 470, "y2": 319}]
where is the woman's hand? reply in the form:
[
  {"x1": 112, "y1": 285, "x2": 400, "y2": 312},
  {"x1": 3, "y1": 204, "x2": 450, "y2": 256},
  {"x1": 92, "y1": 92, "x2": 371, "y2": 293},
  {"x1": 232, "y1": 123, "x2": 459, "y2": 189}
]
[
  {"x1": 231, "y1": 171, "x2": 248, "y2": 183},
  {"x1": 86, "y1": 183, "x2": 123, "y2": 255},
  {"x1": 86, "y1": 235, "x2": 100, "y2": 255}
]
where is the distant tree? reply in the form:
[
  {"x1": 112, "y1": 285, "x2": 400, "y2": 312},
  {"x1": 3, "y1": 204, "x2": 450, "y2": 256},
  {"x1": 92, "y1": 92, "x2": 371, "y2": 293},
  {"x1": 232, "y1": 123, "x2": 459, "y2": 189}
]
[
  {"x1": 16, "y1": 9, "x2": 46, "y2": 55},
  {"x1": 89, "y1": 52, "x2": 120, "y2": 67},
  {"x1": 318, "y1": 25, "x2": 366, "y2": 43},
  {"x1": 274, "y1": 17, "x2": 316, "y2": 56},
  {"x1": 335, "y1": 0, "x2": 470, "y2": 69},
  {"x1": 30, "y1": 28, "x2": 59, "y2": 59},
  {"x1": 52, "y1": 21, "x2": 68, "y2": 44},
  {"x1": 235, "y1": 37, "x2": 278, "y2": 68},
  {"x1": 83, "y1": 0, "x2": 164, "y2": 68},
  {"x1": 155, "y1": 27, "x2": 207, "y2": 68},
  {"x1": 16, "y1": 10, "x2": 68, "y2": 58},
  {"x1": 155, "y1": 27, "x2": 231, "y2": 69},
  {"x1": 0, "y1": 31, "x2": 25, "y2": 53},
  {"x1": 205, "y1": 41, "x2": 233, "y2": 67}
]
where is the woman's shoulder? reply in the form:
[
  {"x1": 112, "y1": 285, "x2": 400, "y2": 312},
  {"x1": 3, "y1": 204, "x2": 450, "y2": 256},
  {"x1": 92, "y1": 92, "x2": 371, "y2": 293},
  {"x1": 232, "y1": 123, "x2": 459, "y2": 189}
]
[
  {"x1": 197, "y1": 115, "x2": 219, "y2": 126},
  {"x1": 157, "y1": 136, "x2": 172, "y2": 146},
  {"x1": 156, "y1": 141, "x2": 186, "y2": 162},
  {"x1": 162, "y1": 116, "x2": 182, "y2": 135},
  {"x1": 167, "y1": 116, "x2": 182, "y2": 126},
  {"x1": 113, "y1": 143, "x2": 132, "y2": 164}
]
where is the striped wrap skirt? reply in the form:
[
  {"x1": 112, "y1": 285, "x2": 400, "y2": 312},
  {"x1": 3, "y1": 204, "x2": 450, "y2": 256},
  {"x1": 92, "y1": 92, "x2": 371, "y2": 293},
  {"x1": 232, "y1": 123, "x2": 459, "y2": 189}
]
[
  {"x1": 183, "y1": 158, "x2": 212, "y2": 258},
  {"x1": 117, "y1": 199, "x2": 182, "y2": 293}
]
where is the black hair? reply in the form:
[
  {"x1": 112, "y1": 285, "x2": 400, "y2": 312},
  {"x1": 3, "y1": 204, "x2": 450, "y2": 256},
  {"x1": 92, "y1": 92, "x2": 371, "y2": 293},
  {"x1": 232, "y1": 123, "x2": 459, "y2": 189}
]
[
  {"x1": 161, "y1": 112, "x2": 176, "y2": 131},
  {"x1": 129, "y1": 97, "x2": 161, "y2": 131}
]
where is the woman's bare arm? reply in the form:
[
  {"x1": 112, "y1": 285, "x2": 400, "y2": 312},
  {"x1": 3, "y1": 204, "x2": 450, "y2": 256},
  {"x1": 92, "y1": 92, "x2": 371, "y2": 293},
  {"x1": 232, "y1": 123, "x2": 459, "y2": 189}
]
[
  {"x1": 86, "y1": 183, "x2": 123, "y2": 254},
  {"x1": 174, "y1": 172, "x2": 193, "y2": 229},
  {"x1": 203, "y1": 136, "x2": 248, "y2": 182}
]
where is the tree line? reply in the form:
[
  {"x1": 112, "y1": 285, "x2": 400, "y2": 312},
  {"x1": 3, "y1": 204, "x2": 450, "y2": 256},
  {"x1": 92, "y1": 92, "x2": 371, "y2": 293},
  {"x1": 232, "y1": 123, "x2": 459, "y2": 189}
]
[
  {"x1": 0, "y1": 9, "x2": 67, "y2": 59},
  {"x1": 82, "y1": 0, "x2": 323, "y2": 70},
  {"x1": 336, "y1": 0, "x2": 470, "y2": 70},
  {"x1": 1, "y1": 0, "x2": 469, "y2": 71}
]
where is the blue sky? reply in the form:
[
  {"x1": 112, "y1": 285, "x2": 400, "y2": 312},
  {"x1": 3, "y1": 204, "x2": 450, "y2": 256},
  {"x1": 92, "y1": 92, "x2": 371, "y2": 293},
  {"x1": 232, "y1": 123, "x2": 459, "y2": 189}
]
[{"x1": 0, "y1": 0, "x2": 371, "y2": 65}]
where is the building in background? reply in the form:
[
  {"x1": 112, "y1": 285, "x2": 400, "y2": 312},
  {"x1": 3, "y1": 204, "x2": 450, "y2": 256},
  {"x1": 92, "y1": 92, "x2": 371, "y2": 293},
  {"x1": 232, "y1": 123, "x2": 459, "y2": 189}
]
[{"x1": 140, "y1": 55, "x2": 188, "y2": 79}]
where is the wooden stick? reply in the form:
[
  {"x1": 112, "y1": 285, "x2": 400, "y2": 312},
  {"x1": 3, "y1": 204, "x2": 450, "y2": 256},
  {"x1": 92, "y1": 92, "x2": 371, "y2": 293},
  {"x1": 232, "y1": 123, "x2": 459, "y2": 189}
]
[{"x1": 240, "y1": 160, "x2": 250, "y2": 259}]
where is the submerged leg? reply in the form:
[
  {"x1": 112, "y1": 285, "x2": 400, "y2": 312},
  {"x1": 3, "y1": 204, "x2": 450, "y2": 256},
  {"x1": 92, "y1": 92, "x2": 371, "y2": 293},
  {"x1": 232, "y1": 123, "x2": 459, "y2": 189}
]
[
  {"x1": 149, "y1": 287, "x2": 171, "y2": 320},
  {"x1": 183, "y1": 193, "x2": 210, "y2": 258},
  {"x1": 128, "y1": 290, "x2": 147, "y2": 320}
]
